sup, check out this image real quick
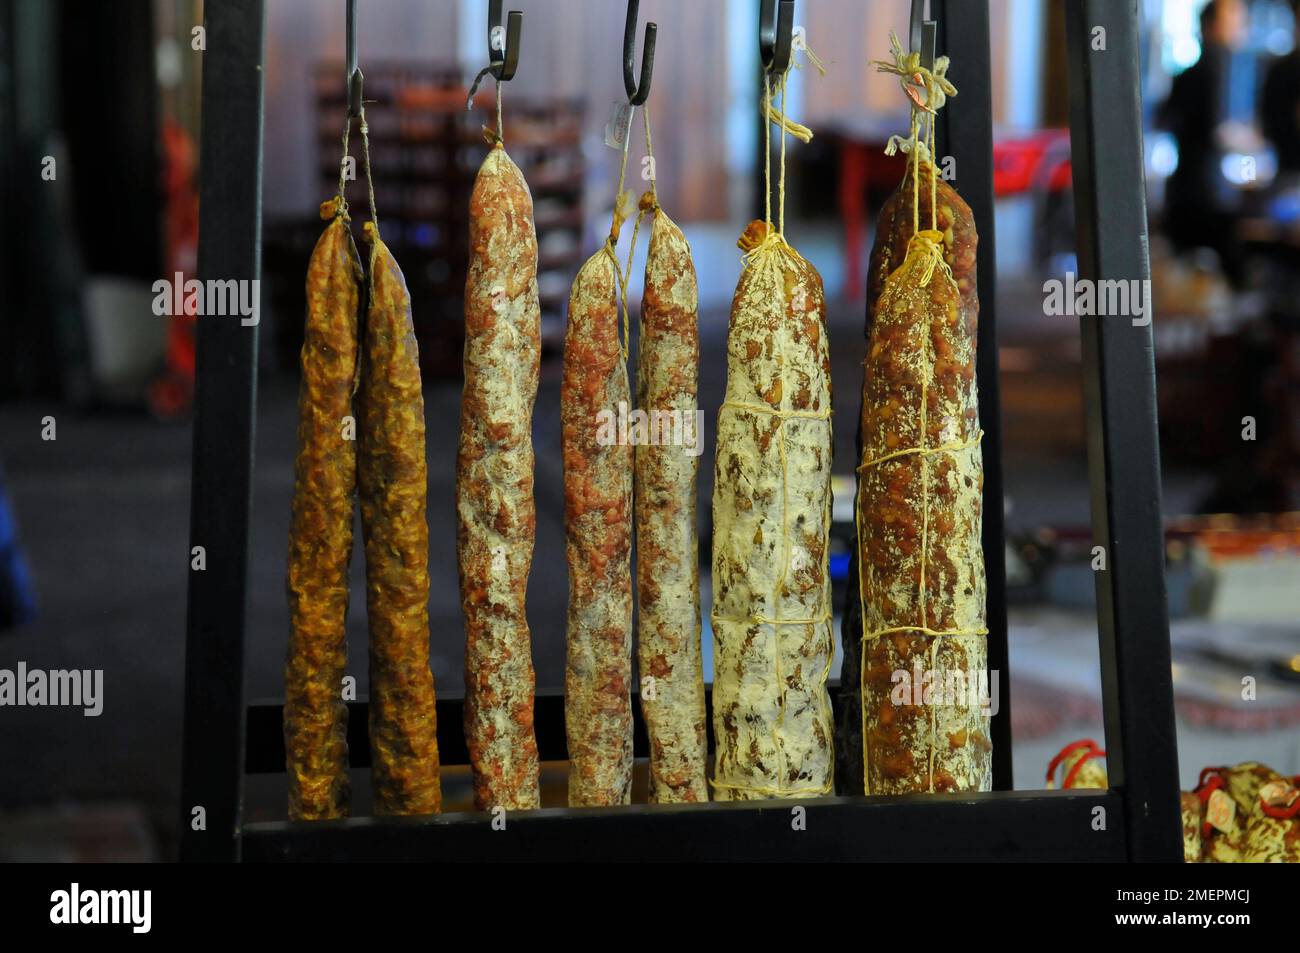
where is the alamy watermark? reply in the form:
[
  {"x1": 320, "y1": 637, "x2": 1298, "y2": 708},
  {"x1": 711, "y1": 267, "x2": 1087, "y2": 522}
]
[
  {"x1": 50, "y1": 884, "x2": 150, "y2": 933},
  {"x1": 0, "y1": 662, "x2": 103, "y2": 716},
  {"x1": 891, "y1": 663, "x2": 999, "y2": 717},
  {"x1": 152, "y1": 272, "x2": 260, "y2": 326},
  {"x1": 595, "y1": 401, "x2": 704, "y2": 457},
  {"x1": 1042, "y1": 272, "x2": 1151, "y2": 327}
]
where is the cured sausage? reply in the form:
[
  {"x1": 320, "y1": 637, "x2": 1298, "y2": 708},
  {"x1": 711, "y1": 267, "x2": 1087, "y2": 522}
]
[
  {"x1": 1241, "y1": 775, "x2": 1300, "y2": 862},
  {"x1": 562, "y1": 247, "x2": 634, "y2": 807},
  {"x1": 1180, "y1": 790, "x2": 1203, "y2": 863},
  {"x1": 711, "y1": 220, "x2": 835, "y2": 800},
  {"x1": 284, "y1": 196, "x2": 361, "y2": 820},
  {"x1": 458, "y1": 143, "x2": 542, "y2": 811},
  {"x1": 1195, "y1": 762, "x2": 1287, "y2": 863},
  {"x1": 857, "y1": 153, "x2": 990, "y2": 794},
  {"x1": 634, "y1": 202, "x2": 708, "y2": 803},
  {"x1": 358, "y1": 221, "x2": 442, "y2": 816},
  {"x1": 839, "y1": 159, "x2": 978, "y2": 792}
]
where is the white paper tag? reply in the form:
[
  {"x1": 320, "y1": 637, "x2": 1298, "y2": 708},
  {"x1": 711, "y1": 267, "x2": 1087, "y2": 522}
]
[{"x1": 604, "y1": 102, "x2": 634, "y2": 149}]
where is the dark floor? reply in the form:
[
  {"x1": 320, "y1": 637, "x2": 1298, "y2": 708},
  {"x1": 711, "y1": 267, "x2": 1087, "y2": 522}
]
[{"x1": 0, "y1": 278, "x2": 1203, "y2": 858}]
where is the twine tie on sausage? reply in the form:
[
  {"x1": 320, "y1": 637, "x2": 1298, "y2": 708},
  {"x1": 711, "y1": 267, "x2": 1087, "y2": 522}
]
[
  {"x1": 711, "y1": 45, "x2": 835, "y2": 800},
  {"x1": 759, "y1": 42, "x2": 825, "y2": 241},
  {"x1": 336, "y1": 115, "x2": 353, "y2": 215},
  {"x1": 603, "y1": 102, "x2": 660, "y2": 362},
  {"x1": 859, "y1": 32, "x2": 980, "y2": 796},
  {"x1": 874, "y1": 31, "x2": 956, "y2": 237},
  {"x1": 357, "y1": 101, "x2": 380, "y2": 238},
  {"x1": 467, "y1": 68, "x2": 506, "y2": 146},
  {"x1": 884, "y1": 135, "x2": 931, "y2": 162},
  {"x1": 914, "y1": 230, "x2": 953, "y2": 287}
]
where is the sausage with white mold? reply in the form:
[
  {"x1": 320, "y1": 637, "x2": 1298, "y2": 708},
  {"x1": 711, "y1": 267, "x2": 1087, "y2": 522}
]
[
  {"x1": 563, "y1": 246, "x2": 634, "y2": 807},
  {"x1": 635, "y1": 202, "x2": 708, "y2": 803},
  {"x1": 458, "y1": 143, "x2": 543, "y2": 811},
  {"x1": 711, "y1": 220, "x2": 836, "y2": 800}
]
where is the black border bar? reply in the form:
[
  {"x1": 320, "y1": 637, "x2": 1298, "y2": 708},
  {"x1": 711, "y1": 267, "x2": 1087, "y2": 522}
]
[
  {"x1": 242, "y1": 789, "x2": 1126, "y2": 863},
  {"x1": 933, "y1": 0, "x2": 1013, "y2": 792},
  {"x1": 1065, "y1": 0, "x2": 1182, "y2": 861}
]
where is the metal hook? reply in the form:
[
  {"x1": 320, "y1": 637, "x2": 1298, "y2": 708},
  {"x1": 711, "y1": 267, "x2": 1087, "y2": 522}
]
[
  {"x1": 487, "y1": 0, "x2": 522, "y2": 82},
  {"x1": 346, "y1": 0, "x2": 363, "y2": 117},
  {"x1": 760, "y1": 0, "x2": 794, "y2": 76},
  {"x1": 623, "y1": 0, "x2": 657, "y2": 106},
  {"x1": 909, "y1": 0, "x2": 925, "y2": 60},
  {"x1": 909, "y1": 0, "x2": 937, "y2": 69}
]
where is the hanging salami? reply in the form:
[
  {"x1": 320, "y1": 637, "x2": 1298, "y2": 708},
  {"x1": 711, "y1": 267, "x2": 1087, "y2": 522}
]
[
  {"x1": 358, "y1": 216, "x2": 442, "y2": 816},
  {"x1": 711, "y1": 62, "x2": 835, "y2": 801},
  {"x1": 635, "y1": 186, "x2": 708, "y2": 803},
  {"x1": 284, "y1": 194, "x2": 361, "y2": 821},
  {"x1": 841, "y1": 149, "x2": 981, "y2": 792},
  {"x1": 352, "y1": 106, "x2": 441, "y2": 815},
  {"x1": 562, "y1": 241, "x2": 634, "y2": 807},
  {"x1": 459, "y1": 140, "x2": 543, "y2": 812},
  {"x1": 857, "y1": 35, "x2": 991, "y2": 795}
]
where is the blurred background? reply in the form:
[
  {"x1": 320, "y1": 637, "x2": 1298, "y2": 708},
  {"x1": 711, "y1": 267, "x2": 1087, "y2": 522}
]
[{"x1": 0, "y1": 0, "x2": 1297, "y2": 860}]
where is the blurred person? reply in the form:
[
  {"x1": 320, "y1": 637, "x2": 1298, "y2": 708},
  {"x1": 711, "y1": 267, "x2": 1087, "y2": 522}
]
[
  {"x1": 1261, "y1": 0, "x2": 1300, "y2": 176},
  {"x1": 1158, "y1": 0, "x2": 1248, "y2": 283}
]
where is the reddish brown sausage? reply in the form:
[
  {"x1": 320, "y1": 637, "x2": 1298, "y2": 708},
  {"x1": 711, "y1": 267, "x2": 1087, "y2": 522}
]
[
  {"x1": 635, "y1": 205, "x2": 708, "y2": 803},
  {"x1": 458, "y1": 144, "x2": 542, "y2": 811},
  {"x1": 562, "y1": 247, "x2": 634, "y2": 807}
]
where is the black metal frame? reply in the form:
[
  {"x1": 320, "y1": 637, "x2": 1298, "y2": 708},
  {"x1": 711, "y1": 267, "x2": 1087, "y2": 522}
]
[
  {"x1": 180, "y1": 0, "x2": 1182, "y2": 862},
  {"x1": 179, "y1": 0, "x2": 264, "y2": 863},
  {"x1": 933, "y1": 0, "x2": 1013, "y2": 793}
]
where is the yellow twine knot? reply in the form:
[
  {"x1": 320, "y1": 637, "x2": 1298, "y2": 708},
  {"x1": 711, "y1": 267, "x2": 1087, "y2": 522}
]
[
  {"x1": 761, "y1": 40, "x2": 826, "y2": 144},
  {"x1": 908, "y1": 230, "x2": 952, "y2": 287},
  {"x1": 872, "y1": 31, "x2": 957, "y2": 114}
]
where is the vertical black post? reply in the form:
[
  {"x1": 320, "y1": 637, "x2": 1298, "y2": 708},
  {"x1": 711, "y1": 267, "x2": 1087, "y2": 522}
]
[
  {"x1": 179, "y1": 0, "x2": 266, "y2": 862},
  {"x1": 1064, "y1": 0, "x2": 1181, "y2": 861},
  {"x1": 933, "y1": 0, "x2": 1013, "y2": 791}
]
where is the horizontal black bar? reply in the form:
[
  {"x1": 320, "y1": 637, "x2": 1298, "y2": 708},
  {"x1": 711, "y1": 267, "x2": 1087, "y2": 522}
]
[{"x1": 241, "y1": 789, "x2": 1127, "y2": 862}]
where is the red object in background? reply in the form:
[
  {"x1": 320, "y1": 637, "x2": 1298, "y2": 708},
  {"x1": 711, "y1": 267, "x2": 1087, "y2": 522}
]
[
  {"x1": 993, "y1": 128, "x2": 1072, "y2": 197},
  {"x1": 149, "y1": 119, "x2": 200, "y2": 419},
  {"x1": 837, "y1": 140, "x2": 908, "y2": 301},
  {"x1": 837, "y1": 128, "x2": 1072, "y2": 301}
]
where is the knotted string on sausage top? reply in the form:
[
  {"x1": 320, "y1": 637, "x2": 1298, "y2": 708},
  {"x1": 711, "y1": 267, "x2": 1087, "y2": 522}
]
[
  {"x1": 467, "y1": 56, "x2": 508, "y2": 148},
  {"x1": 751, "y1": 38, "x2": 825, "y2": 259},
  {"x1": 331, "y1": 98, "x2": 381, "y2": 242}
]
